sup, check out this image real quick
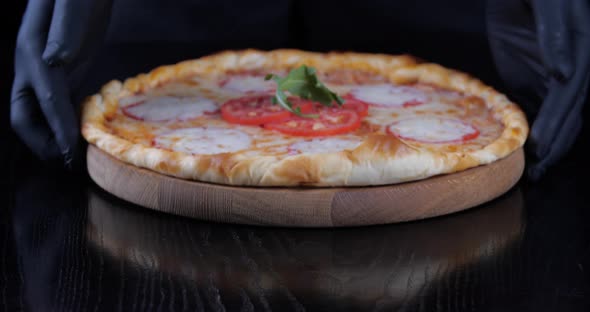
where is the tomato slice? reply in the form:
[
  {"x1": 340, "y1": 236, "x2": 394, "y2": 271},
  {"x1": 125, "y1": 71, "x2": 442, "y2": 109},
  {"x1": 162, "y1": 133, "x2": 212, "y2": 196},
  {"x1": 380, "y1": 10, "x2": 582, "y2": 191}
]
[
  {"x1": 264, "y1": 110, "x2": 361, "y2": 136},
  {"x1": 307, "y1": 96, "x2": 368, "y2": 117},
  {"x1": 221, "y1": 95, "x2": 312, "y2": 125},
  {"x1": 341, "y1": 97, "x2": 369, "y2": 117}
]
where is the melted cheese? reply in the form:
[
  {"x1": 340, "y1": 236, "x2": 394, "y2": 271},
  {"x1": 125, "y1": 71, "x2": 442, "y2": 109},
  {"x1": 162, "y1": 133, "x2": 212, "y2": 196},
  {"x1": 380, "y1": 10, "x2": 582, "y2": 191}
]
[
  {"x1": 118, "y1": 95, "x2": 147, "y2": 107},
  {"x1": 123, "y1": 96, "x2": 218, "y2": 122},
  {"x1": 221, "y1": 75, "x2": 275, "y2": 93},
  {"x1": 289, "y1": 137, "x2": 363, "y2": 155},
  {"x1": 154, "y1": 127, "x2": 252, "y2": 155},
  {"x1": 388, "y1": 117, "x2": 478, "y2": 143}
]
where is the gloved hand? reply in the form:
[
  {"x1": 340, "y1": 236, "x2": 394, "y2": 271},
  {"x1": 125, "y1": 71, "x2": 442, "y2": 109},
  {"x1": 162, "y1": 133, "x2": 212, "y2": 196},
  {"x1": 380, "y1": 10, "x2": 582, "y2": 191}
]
[
  {"x1": 10, "y1": 0, "x2": 113, "y2": 169},
  {"x1": 486, "y1": 0, "x2": 590, "y2": 181}
]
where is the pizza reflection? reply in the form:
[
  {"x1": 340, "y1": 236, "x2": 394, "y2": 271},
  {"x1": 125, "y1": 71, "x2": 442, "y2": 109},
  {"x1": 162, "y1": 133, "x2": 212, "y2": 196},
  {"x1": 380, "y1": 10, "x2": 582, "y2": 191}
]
[{"x1": 86, "y1": 184, "x2": 524, "y2": 310}]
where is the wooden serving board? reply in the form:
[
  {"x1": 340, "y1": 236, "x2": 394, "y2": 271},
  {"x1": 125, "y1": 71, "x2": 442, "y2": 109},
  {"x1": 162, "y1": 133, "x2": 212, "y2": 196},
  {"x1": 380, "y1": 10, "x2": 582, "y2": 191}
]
[{"x1": 87, "y1": 145, "x2": 524, "y2": 227}]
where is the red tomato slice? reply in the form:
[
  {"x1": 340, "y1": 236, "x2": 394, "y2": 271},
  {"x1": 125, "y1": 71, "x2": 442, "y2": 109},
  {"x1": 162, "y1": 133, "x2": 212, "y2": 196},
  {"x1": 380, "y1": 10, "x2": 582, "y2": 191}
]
[
  {"x1": 221, "y1": 95, "x2": 312, "y2": 125},
  {"x1": 264, "y1": 110, "x2": 361, "y2": 136},
  {"x1": 308, "y1": 96, "x2": 368, "y2": 117},
  {"x1": 341, "y1": 97, "x2": 369, "y2": 117}
]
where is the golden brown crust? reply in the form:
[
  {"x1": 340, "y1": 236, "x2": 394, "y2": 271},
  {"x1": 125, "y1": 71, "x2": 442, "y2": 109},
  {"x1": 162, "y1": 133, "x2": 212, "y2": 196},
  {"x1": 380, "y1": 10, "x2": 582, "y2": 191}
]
[{"x1": 81, "y1": 49, "x2": 529, "y2": 186}]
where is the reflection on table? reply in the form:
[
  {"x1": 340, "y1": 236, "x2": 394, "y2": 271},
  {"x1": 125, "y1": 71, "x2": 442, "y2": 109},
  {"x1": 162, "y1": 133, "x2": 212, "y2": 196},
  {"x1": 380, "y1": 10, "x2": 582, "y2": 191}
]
[{"x1": 86, "y1": 184, "x2": 524, "y2": 311}]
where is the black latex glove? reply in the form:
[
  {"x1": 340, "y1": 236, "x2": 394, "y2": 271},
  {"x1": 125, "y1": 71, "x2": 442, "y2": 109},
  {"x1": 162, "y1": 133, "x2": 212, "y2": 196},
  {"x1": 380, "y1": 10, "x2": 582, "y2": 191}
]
[
  {"x1": 10, "y1": 0, "x2": 113, "y2": 169},
  {"x1": 486, "y1": 0, "x2": 590, "y2": 180}
]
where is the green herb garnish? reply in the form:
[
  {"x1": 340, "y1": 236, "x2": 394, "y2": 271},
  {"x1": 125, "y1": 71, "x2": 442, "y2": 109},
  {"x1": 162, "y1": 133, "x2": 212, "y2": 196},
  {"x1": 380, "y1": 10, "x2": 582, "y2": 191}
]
[{"x1": 265, "y1": 65, "x2": 345, "y2": 117}]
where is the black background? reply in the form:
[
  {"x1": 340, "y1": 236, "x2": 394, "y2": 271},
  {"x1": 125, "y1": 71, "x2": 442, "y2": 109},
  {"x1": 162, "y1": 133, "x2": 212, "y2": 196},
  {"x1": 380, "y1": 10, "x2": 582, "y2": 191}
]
[
  {"x1": 1, "y1": 2, "x2": 25, "y2": 152},
  {"x1": 2, "y1": 2, "x2": 590, "y2": 311}
]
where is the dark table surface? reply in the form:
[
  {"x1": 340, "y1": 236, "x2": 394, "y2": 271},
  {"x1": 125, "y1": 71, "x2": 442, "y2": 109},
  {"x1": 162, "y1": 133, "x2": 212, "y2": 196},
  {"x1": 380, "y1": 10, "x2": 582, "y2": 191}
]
[
  {"x1": 2, "y1": 132, "x2": 590, "y2": 312},
  {"x1": 2, "y1": 37, "x2": 590, "y2": 310}
]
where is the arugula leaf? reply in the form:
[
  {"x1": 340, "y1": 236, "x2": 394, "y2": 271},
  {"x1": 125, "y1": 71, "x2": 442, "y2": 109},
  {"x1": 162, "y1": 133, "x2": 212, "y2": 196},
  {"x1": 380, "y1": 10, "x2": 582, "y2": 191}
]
[{"x1": 265, "y1": 65, "x2": 345, "y2": 117}]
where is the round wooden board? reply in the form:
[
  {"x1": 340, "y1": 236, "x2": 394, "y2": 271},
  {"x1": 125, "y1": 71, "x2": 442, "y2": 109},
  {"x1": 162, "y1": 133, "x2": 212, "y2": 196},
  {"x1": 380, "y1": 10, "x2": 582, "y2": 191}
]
[{"x1": 87, "y1": 145, "x2": 525, "y2": 227}]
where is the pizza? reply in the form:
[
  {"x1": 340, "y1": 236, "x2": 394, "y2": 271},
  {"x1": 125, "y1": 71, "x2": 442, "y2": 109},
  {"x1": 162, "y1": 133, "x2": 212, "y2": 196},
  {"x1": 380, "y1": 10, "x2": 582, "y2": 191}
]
[{"x1": 81, "y1": 49, "x2": 528, "y2": 187}]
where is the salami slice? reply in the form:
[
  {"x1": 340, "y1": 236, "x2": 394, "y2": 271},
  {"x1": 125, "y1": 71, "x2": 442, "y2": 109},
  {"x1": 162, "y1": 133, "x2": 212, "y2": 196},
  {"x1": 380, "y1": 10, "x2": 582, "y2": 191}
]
[
  {"x1": 349, "y1": 84, "x2": 428, "y2": 108},
  {"x1": 118, "y1": 95, "x2": 148, "y2": 107},
  {"x1": 122, "y1": 96, "x2": 218, "y2": 122}
]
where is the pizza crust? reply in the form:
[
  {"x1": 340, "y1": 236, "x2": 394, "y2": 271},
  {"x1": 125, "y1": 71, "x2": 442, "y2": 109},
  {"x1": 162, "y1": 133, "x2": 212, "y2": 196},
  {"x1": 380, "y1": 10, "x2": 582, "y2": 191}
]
[{"x1": 81, "y1": 49, "x2": 528, "y2": 186}]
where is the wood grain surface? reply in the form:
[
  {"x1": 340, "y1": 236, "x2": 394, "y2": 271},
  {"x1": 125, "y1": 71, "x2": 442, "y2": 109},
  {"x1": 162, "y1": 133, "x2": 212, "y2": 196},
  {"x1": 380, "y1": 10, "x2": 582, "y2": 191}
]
[{"x1": 86, "y1": 145, "x2": 525, "y2": 227}]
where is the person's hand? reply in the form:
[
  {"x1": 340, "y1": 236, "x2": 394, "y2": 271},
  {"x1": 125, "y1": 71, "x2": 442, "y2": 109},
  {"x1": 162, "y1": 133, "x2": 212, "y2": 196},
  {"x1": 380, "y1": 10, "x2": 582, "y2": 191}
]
[
  {"x1": 486, "y1": 0, "x2": 590, "y2": 180},
  {"x1": 10, "y1": 0, "x2": 113, "y2": 169}
]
